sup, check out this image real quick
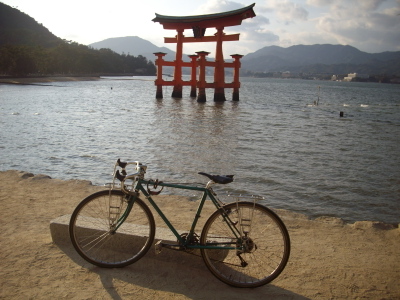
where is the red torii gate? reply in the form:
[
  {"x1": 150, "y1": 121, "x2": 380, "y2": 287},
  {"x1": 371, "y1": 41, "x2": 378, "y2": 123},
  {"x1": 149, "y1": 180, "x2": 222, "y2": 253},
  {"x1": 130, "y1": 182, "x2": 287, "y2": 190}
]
[{"x1": 152, "y1": 3, "x2": 256, "y2": 102}]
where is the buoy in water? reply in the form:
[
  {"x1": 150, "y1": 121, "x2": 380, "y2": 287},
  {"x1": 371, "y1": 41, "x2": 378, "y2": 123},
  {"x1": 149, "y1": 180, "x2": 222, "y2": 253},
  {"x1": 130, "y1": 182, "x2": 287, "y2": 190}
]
[{"x1": 340, "y1": 111, "x2": 344, "y2": 117}]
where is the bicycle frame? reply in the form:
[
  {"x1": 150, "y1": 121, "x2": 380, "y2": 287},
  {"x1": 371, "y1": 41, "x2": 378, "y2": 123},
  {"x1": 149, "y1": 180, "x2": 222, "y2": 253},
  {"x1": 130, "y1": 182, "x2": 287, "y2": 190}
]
[{"x1": 125, "y1": 178, "x2": 242, "y2": 250}]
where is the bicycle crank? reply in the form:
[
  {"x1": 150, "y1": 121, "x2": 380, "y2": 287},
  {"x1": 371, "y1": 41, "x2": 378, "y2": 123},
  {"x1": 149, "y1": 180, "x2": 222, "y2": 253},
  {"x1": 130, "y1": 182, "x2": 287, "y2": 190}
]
[
  {"x1": 154, "y1": 240, "x2": 185, "y2": 254},
  {"x1": 237, "y1": 254, "x2": 248, "y2": 267}
]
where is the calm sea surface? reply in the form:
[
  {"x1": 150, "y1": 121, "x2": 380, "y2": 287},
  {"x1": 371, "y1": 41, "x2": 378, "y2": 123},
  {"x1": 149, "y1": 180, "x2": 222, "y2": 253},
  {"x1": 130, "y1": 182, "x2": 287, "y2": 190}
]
[{"x1": 1, "y1": 77, "x2": 399, "y2": 223}]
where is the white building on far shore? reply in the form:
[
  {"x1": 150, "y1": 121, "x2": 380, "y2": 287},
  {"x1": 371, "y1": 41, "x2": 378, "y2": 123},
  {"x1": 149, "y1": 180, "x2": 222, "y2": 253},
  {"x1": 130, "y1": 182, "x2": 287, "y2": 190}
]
[{"x1": 343, "y1": 73, "x2": 369, "y2": 81}]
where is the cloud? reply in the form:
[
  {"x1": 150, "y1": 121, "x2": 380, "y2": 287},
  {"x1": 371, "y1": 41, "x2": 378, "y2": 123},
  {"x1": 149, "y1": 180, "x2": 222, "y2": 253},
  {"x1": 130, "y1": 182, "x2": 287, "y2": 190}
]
[
  {"x1": 259, "y1": 0, "x2": 309, "y2": 23},
  {"x1": 312, "y1": 0, "x2": 400, "y2": 52},
  {"x1": 226, "y1": 13, "x2": 278, "y2": 42},
  {"x1": 196, "y1": 0, "x2": 244, "y2": 14},
  {"x1": 243, "y1": 0, "x2": 400, "y2": 53},
  {"x1": 308, "y1": 0, "x2": 387, "y2": 11},
  {"x1": 241, "y1": 20, "x2": 279, "y2": 42}
]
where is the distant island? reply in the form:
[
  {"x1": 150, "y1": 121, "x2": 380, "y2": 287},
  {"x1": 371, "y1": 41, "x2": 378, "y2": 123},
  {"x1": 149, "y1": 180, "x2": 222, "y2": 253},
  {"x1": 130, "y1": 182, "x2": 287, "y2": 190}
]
[{"x1": 240, "y1": 44, "x2": 400, "y2": 83}]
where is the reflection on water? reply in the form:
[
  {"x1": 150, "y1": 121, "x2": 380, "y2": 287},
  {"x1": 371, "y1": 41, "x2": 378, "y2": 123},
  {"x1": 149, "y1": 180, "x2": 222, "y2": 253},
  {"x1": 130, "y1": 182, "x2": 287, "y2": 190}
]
[
  {"x1": 150, "y1": 99, "x2": 241, "y2": 179},
  {"x1": 1, "y1": 77, "x2": 399, "y2": 223}
]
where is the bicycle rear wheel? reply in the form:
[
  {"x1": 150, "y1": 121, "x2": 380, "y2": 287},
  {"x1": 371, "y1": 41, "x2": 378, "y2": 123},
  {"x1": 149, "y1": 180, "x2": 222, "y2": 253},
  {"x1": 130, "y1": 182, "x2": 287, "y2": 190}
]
[
  {"x1": 200, "y1": 201, "x2": 290, "y2": 288},
  {"x1": 69, "y1": 190, "x2": 155, "y2": 268}
]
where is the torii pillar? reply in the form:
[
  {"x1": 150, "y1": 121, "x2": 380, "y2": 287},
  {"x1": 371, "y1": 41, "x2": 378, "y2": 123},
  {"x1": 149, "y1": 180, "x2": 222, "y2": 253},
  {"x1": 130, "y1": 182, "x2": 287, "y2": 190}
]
[
  {"x1": 196, "y1": 51, "x2": 210, "y2": 102},
  {"x1": 171, "y1": 29, "x2": 184, "y2": 98},
  {"x1": 214, "y1": 26, "x2": 226, "y2": 101},
  {"x1": 188, "y1": 54, "x2": 198, "y2": 97},
  {"x1": 231, "y1": 54, "x2": 243, "y2": 101},
  {"x1": 154, "y1": 52, "x2": 167, "y2": 99}
]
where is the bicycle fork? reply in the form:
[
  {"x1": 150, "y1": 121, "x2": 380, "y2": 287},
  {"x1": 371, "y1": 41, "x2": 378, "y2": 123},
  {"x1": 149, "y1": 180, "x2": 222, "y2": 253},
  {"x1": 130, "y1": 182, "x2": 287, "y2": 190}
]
[{"x1": 109, "y1": 194, "x2": 135, "y2": 233}]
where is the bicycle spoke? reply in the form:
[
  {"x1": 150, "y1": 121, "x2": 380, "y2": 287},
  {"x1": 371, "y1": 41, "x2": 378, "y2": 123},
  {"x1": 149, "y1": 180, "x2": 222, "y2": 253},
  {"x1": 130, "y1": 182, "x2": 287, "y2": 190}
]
[
  {"x1": 201, "y1": 202, "x2": 290, "y2": 288},
  {"x1": 70, "y1": 190, "x2": 155, "y2": 267}
]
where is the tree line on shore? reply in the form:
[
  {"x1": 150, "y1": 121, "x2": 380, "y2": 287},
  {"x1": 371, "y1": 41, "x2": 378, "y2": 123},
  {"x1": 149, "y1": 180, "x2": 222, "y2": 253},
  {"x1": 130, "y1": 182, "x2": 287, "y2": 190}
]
[
  {"x1": 0, "y1": 2, "x2": 156, "y2": 77},
  {"x1": 0, "y1": 41, "x2": 156, "y2": 77},
  {"x1": 1, "y1": 2, "x2": 398, "y2": 81},
  {"x1": 241, "y1": 70, "x2": 399, "y2": 83}
]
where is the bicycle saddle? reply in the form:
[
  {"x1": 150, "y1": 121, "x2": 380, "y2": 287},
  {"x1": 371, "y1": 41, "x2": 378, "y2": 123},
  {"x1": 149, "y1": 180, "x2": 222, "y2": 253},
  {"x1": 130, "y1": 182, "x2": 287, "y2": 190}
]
[{"x1": 198, "y1": 172, "x2": 234, "y2": 184}]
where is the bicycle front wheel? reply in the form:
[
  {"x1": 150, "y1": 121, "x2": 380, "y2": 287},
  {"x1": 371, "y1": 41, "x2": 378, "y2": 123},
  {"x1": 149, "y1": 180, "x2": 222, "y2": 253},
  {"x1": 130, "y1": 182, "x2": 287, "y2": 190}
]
[
  {"x1": 69, "y1": 190, "x2": 155, "y2": 268},
  {"x1": 200, "y1": 202, "x2": 290, "y2": 288}
]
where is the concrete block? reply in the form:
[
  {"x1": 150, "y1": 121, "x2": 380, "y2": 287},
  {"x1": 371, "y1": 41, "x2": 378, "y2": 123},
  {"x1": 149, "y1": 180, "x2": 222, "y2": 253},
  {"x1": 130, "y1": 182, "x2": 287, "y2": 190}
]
[{"x1": 50, "y1": 215, "x2": 204, "y2": 265}]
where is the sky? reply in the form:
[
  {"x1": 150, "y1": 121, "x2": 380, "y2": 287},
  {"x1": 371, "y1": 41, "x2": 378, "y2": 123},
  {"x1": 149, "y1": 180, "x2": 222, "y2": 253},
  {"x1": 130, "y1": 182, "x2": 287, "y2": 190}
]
[{"x1": 2, "y1": 0, "x2": 400, "y2": 57}]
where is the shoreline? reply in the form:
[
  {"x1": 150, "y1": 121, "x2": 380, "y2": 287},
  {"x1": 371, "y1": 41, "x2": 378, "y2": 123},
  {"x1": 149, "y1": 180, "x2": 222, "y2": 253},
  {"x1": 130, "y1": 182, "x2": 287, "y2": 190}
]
[
  {"x1": 0, "y1": 168, "x2": 396, "y2": 227},
  {"x1": 1, "y1": 169, "x2": 399, "y2": 299},
  {"x1": 1, "y1": 169, "x2": 397, "y2": 227},
  {"x1": 0, "y1": 75, "x2": 156, "y2": 85},
  {"x1": 0, "y1": 76, "x2": 101, "y2": 85}
]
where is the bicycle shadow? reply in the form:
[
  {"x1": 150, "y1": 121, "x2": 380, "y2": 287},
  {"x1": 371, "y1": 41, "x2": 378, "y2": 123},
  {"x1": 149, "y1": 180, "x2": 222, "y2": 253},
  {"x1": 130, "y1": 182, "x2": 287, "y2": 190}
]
[{"x1": 58, "y1": 242, "x2": 310, "y2": 300}]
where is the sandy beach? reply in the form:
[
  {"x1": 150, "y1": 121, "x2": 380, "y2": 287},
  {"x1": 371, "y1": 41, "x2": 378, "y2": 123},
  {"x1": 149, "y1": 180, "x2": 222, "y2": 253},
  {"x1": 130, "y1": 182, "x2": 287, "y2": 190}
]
[{"x1": 0, "y1": 170, "x2": 399, "y2": 299}]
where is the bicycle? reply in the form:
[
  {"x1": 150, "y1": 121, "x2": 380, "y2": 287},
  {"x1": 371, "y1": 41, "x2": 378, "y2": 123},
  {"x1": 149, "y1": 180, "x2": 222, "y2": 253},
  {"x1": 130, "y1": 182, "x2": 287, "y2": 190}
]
[{"x1": 69, "y1": 159, "x2": 290, "y2": 288}]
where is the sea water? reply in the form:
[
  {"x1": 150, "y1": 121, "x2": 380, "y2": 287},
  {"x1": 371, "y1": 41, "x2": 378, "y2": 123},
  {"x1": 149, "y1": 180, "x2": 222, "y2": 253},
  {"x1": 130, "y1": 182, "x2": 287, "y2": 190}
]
[{"x1": 1, "y1": 77, "x2": 399, "y2": 223}]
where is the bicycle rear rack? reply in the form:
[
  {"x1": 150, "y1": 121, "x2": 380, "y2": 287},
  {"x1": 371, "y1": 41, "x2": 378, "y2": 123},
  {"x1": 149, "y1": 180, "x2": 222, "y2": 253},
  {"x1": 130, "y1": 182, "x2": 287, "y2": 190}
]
[
  {"x1": 225, "y1": 192, "x2": 264, "y2": 206},
  {"x1": 226, "y1": 193, "x2": 264, "y2": 236}
]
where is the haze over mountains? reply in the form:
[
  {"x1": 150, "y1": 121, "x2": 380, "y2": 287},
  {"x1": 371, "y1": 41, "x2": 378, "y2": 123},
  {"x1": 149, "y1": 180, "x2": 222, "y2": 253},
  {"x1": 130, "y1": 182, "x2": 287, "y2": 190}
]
[
  {"x1": 1, "y1": 0, "x2": 399, "y2": 78},
  {"x1": 90, "y1": 36, "x2": 400, "y2": 76},
  {"x1": 242, "y1": 44, "x2": 400, "y2": 75},
  {"x1": 90, "y1": 36, "x2": 176, "y2": 62}
]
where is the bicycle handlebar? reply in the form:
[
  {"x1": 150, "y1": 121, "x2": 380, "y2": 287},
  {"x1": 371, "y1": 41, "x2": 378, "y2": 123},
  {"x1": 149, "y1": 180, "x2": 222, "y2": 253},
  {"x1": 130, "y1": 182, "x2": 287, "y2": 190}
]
[
  {"x1": 116, "y1": 158, "x2": 128, "y2": 169},
  {"x1": 114, "y1": 159, "x2": 147, "y2": 181},
  {"x1": 112, "y1": 159, "x2": 147, "y2": 194}
]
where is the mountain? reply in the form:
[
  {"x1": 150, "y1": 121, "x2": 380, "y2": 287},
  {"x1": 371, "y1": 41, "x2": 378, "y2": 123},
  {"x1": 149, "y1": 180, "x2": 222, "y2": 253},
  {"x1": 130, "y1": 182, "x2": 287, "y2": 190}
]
[
  {"x1": 89, "y1": 36, "x2": 176, "y2": 62},
  {"x1": 89, "y1": 36, "x2": 400, "y2": 76},
  {"x1": 241, "y1": 44, "x2": 400, "y2": 75},
  {"x1": 0, "y1": 2, "x2": 61, "y2": 47}
]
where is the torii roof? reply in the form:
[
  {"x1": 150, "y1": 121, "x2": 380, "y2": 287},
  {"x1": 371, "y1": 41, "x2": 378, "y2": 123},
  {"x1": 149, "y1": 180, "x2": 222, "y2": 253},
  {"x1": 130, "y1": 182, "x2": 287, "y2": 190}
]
[{"x1": 152, "y1": 3, "x2": 256, "y2": 30}]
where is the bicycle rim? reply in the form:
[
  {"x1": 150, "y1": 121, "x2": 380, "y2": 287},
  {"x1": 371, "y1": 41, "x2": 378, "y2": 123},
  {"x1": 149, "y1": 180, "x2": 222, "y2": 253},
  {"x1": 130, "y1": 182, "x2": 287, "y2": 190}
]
[
  {"x1": 69, "y1": 190, "x2": 155, "y2": 267},
  {"x1": 200, "y1": 202, "x2": 290, "y2": 288}
]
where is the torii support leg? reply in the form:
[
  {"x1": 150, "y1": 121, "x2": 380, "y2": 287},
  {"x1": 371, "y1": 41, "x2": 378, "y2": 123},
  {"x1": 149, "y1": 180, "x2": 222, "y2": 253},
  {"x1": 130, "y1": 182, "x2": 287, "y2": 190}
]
[
  {"x1": 196, "y1": 51, "x2": 209, "y2": 102},
  {"x1": 172, "y1": 29, "x2": 184, "y2": 98},
  {"x1": 189, "y1": 54, "x2": 198, "y2": 98},
  {"x1": 154, "y1": 52, "x2": 167, "y2": 99},
  {"x1": 213, "y1": 27, "x2": 226, "y2": 102},
  {"x1": 231, "y1": 54, "x2": 243, "y2": 101},
  {"x1": 156, "y1": 86, "x2": 163, "y2": 99}
]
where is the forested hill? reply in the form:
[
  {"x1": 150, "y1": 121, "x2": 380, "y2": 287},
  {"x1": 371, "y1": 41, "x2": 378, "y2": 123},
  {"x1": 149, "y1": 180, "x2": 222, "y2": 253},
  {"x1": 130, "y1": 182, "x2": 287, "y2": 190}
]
[
  {"x1": 0, "y1": 2, "x2": 156, "y2": 76},
  {"x1": 0, "y1": 2, "x2": 61, "y2": 47}
]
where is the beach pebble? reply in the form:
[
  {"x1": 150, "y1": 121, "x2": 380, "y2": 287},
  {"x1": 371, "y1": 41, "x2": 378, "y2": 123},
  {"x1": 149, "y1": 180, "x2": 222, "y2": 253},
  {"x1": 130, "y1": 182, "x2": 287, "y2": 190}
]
[
  {"x1": 17, "y1": 171, "x2": 34, "y2": 179},
  {"x1": 315, "y1": 216, "x2": 345, "y2": 225},
  {"x1": 352, "y1": 221, "x2": 397, "y2": 230}
]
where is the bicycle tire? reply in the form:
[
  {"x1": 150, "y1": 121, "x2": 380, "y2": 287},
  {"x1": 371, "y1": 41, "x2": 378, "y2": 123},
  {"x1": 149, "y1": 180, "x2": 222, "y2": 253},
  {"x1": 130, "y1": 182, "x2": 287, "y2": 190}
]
[
  {"x1": 200, "y1": 201, "x2": 290, "y2": 288},
  {"x1": 69, "y1": 190, "x2": 155, "y2": 268}
]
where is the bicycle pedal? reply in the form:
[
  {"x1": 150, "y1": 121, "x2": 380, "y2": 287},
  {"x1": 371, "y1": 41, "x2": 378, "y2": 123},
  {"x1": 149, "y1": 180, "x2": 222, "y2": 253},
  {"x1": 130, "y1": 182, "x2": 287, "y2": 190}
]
[{"x1": 155, "y1": 240, "x2": 163, "y2": 254}]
